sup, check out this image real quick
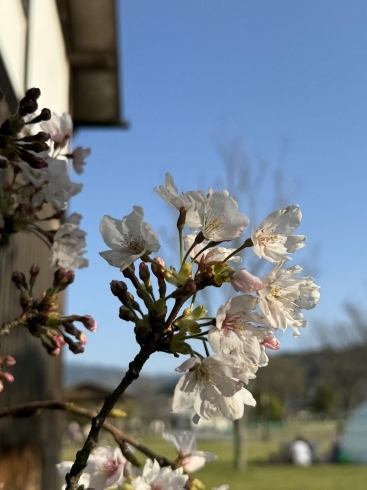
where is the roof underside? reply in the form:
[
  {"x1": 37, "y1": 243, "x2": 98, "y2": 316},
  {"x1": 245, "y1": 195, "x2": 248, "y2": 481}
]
[{"x1": 56, "y1": 0, "x2": 128, "y2": 128}]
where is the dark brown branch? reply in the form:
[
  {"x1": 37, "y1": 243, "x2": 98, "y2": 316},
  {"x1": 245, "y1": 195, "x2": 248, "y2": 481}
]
[
  {"x1": 65, "y1": 341, "x2": 158, "y2": 490},
  {"x1": 0, "y1": 400, "x2": 172, "y2": 468}
]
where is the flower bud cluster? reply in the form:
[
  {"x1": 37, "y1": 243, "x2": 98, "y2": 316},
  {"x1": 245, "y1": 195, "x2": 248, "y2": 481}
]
[
  {"x1": 0, "y1": 88, "x2": 51, "y2": 169},
  {"x1": 10, "y1": 264, "x2": 96, "y2": 356}
]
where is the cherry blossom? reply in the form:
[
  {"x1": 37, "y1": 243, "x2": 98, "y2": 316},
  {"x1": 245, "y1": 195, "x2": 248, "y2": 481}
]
[
  {"x1": 57, "y1": 446, "x2": 127, "y2": 490},
  {"x1": 51, "y1": 213, "x2": 88, "y2": 269},
  {"x1": 252, "y1": 205, "x2": 306, "y2": 264},
  {"x1": 172, "y1": 355, "x2": 256, "y2": 422},
  {"x1": 208, "y1": 294, "x2": 270, "y2": 356},
  {"x1": 154, "y1": 173, "x2": 205, "y2": 211},
  {"x1": 132, "y1": 459, "x2": 188, "y2": 490},
  {"x1": 258, "y1": 261, "x2": 320, "y2": 336},
  {"x1": 100, "y1": 206, "x2": 160, "y2": 271},
  {"x1": 33, "y1": 158, "x2": 83, "y2": 210},
  {"x1": 69, "y1": 146, "x2": 91, "y2": 175},
  {"x1": 41, "y1": 112, "x2": 73, "y2": 148},
  {"x1": 162, "y1": 431, "x2": 217, "y2": 472},
  {"x1": 185, "y1": 189, "x2": 249, "y2": 241},
  {"x1": 230, "y1": 333, "x2": 270, "y2": 369}
]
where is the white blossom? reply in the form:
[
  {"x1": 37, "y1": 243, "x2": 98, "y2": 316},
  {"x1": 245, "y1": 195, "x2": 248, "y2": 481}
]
[
  {"x1": 172, "y1": 355, "x2": 255, "y2": 422},
  {"x1": 57, "y1": 446, "x2": 127, "y2": 490},
  {"x1": 252, "y1": 205, "x2": 306, "y2": 263},
  {"x1": 216, "y1": 386, "x2": 257, "y2": 420},
  {"x1": 33, "y1": 158, "x2": 83, "y2": 210},
  {"x1": 70, "y1": 146, "x2": 91, "y2": 174},
  {"x1": 51, "y1": 213, "x2": 88, "y2": 269},
  {"x1": 258, "y1": 261, "x2": 320, "y2": 336},
  {"x1": 185, "y1": 189, "x2": 249, "y2": 241},
  {"x1": 41, "y1": 112, "x2": 73, "y2": 148},
  {"x1": 162, "y1": 431, "x2": 217, "y2": 472},
  {"x1": 100, "y1": 206, "x2": 160, "y2": 270},
  {"x1": 154, "y1": 173, "x2": 205, "y2": 211},
  {"x1": 230, "y1": 333, "x2": 270, "y2": 369},
  {"x1": 17, "y1": 159, "x2": 48, "y2": 188},
  {"x1": 209, "y1": 295, "x2": 277, "y2": 368},
  {"x1": 132, "y1": 459, "x2": 188, "y2": 490},
  {"x1": 212, "y1": 486, "x2": 229, "y2": 490}
]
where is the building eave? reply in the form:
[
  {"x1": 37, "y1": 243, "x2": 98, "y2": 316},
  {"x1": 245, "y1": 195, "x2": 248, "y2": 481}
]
[{"x1": 56, "y1": 0, "x2": 129, "y2": 129}]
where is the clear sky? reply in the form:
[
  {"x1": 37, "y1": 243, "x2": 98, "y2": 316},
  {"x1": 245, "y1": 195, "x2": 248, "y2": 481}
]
[{"x1": 65, "y1": 0, "x2": 367, "y2": 374}]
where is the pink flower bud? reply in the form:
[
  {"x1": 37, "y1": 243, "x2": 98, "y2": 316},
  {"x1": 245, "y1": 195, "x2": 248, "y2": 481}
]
[
  {"x1": 154, "y1": 257, "x2": 165, "y2": 267},
  {"x1": 0, "y1": 355, "x2": 16, "y2": 367},
  {"x1": 139, "y1": 262, "x2": 150, "y2": 282},
  {"x1": 151, "y1": 257, "x2": 166, "y2": 277},
  {"x1": 50, "y1": 333, "x2": 66, "y2": 348},
  {"x1": 230, "y1": 269, "x2": 264, "y2": 293},
  {"x1": 47, "y1": 346, "x2": 61, "y2": 356},
  {"x1": 261, "y1": 336, "x2": 281, "y2": 350},
  {"x1": 30, "y1": 263, "x2": 40, "y2": 278},
  {"x1": 53, "y1": 268, "x2": 75, "y2": 289},
  {"x1": 81, "y1": 315, "x2": 97, "y2": 332},
  {"x1": 1, "y1": 372, "x2": 14, "y2": 383}
]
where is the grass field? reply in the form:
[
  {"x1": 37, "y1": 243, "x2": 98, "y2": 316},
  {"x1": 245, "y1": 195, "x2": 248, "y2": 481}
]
[{"x1": 63, "y1": 420, "x2": 367, "y2": 490}]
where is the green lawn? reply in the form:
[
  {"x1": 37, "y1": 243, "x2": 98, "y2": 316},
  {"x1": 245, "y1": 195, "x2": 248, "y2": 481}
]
[{"x1": 63, "y1": 421, "x2": 367, "y2": 490}]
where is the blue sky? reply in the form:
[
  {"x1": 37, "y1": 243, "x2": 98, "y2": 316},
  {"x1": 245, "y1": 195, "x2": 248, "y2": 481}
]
[{"x1": 65, "y1": 1, "x2": 367, "y2": 374}]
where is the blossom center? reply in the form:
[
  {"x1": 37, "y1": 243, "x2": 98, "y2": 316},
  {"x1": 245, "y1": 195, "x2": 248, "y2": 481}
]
[
  {"x1": 259, "y1": 234, "x2": 280, "y2": 244},
  {"x1": 197, "y1": 364, "x2": 213, "y2": 384},
  {"x1": 204, "y1": 215, "x2": 226, "y2": 236},
  {"x1": 223, "y1": 314, "x2": 243, "y2": 331},
  {"x1": 123, "y1": 234, "x2": 144, "y2": 253},
  {"x1": 270, "y1": 286, "x2": 282, "y2": 299},
  {"x1": 101, "y1": 458, "x2": 118, "y2": 476}
]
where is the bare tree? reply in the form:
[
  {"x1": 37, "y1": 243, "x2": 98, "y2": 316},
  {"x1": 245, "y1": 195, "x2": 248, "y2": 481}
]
[{"x1": 214, "y1": 127, "x2": 297, "y2": 470}]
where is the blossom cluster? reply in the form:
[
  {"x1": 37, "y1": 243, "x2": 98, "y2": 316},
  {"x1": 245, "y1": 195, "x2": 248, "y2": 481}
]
[
  {"x1": 58, "y1": 433, "x2": 227, "y2": 490},
  {"x1": 0, "y1": 91, "x2": 95, "y2": 394},
  {"x1": 0, "y1": 88, "x2": 89, "y2": 269},
  {"x1": 0, "y1": 91, "x2": 320, "y2": 490},
  {"x1": 100, "y1": 173, "x2": 320, "y2": 424}
]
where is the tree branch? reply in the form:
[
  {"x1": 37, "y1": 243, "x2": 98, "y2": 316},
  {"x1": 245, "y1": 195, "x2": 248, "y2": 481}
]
[
  {"x1": 65, "y1": 341, "x2": 158, "y2": 490},
  {"x1": 0, "y1": 311, "x2": 36, "y2": 337},
  {"x1": 0, "y1": 400, "x2": 172, "y2": 468}
]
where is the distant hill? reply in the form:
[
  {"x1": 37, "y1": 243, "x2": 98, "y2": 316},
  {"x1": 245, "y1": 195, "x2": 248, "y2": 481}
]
[
  {"x1": 65, "y1": 342, "x2": 367, "y2": 418},
  {"x1": 64, "y1": 363, "x2": 178, "y2": 397}
]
